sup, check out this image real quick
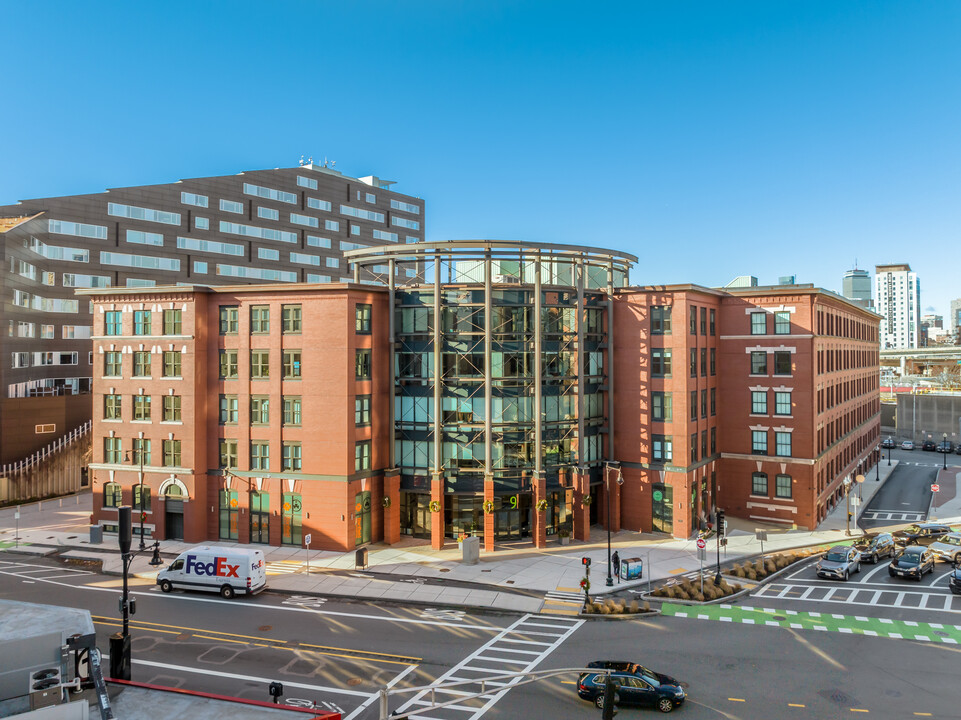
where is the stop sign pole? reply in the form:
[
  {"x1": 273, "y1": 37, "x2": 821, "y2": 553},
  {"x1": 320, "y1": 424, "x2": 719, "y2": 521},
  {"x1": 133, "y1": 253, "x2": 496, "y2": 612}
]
[{"x1": 696, "y1": 537, "x2": 706, "y2": 593}]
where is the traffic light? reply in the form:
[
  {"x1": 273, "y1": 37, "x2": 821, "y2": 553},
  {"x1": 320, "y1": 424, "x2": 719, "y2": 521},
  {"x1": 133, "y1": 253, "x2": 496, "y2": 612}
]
[
  {"x1": 601, "y1": 675, "x2": 618, "y2": 719},
  {"x1": 716, "y1": 509, "x2": 725, "y2": 536},
  {"x1": 582, "y1": 556, "x2": 592, "y2": 567}
]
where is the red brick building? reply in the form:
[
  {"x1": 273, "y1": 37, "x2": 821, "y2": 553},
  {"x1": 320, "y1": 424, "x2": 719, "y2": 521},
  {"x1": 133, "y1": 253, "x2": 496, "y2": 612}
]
[{"x1": 85, "y1": 263, "x2": 880, "y2": 550}]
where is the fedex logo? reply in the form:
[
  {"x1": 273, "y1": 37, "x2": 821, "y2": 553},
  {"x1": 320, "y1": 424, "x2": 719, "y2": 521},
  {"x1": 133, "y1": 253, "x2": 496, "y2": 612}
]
[{"x1": 185, "y1": 555, "x2": 239, "y2": 578}]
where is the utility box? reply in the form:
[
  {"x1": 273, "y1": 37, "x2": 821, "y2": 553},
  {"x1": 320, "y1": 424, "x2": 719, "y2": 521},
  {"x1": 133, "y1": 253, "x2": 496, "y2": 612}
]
[
  {"x1": 461, "y1": 536, "x2": 480, "y2": 565},
  {"x1": 89, "y1": 525, "x2": 103, "y2": 544},
  {"x1": 621, "y1": 557, "x2": 643, "y2": 580},
  {"x1": 354, "y1": 547, "x2": 368, "y2": 570}
]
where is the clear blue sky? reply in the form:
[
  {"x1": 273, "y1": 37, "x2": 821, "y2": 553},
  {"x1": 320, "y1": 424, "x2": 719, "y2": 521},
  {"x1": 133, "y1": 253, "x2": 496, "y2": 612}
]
[{"x1": 2, "y1": 2, "x2": 958, "y2": 315}]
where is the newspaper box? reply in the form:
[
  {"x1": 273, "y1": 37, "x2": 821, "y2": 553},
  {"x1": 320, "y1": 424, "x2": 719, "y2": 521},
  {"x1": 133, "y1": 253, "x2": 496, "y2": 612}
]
[{"x1": 621, "y1": 557, "x2": 643, "y2": 580}]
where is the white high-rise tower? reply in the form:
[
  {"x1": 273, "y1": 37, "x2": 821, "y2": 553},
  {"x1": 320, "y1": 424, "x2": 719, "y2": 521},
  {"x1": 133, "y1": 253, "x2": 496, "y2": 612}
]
[{"x1": 875, "y1": 263, "x2": 920, "y2": 348}]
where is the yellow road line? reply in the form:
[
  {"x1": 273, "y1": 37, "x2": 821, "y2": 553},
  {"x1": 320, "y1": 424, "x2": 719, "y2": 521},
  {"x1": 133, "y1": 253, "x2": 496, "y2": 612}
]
[
  {"x1": 788, "y1": 703, "x2": 806, "y2": 708},
  {"x1": 850, "y1": 710, "x2": 869, "y2": 713},
  {"x1": 913, "y1": 714, "x2": 932, "y2": 717},
  {"x1": 728, "y1": 698, "x2": 745, "y2": 702}
]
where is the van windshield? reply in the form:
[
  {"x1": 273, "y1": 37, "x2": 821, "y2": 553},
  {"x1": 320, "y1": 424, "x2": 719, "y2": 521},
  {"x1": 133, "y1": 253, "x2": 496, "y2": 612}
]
[{"x1": 170, "y1": 559, "x2": 184, "y2": 570}]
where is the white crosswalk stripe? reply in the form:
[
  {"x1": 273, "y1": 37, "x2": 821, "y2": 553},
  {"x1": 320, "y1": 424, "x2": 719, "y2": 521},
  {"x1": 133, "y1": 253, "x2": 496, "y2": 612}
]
[
  {"x1": 264, "y1": 560, "x2": 304, "y2": 575},
  {"x1": 391, "y1": 614, "x2": 583, "y2": 719},
  {"x1": 0, "y1": 560, "x2": 93, "y2": 579},
  {"x1": 861, "y1": 510, "x2": 925, "y2": 521},
  {"x1": 545, "y1": 590, "x2": 584, "y2": 602},
  {"x1": 754, "y1": 581, "x2": 961, "y2": 613}
]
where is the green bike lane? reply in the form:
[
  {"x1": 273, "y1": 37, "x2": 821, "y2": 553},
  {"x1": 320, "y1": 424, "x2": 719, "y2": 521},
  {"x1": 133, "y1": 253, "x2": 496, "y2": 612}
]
[{"x1": 662, "y1": 602, "x2": 961, "y2": 644}]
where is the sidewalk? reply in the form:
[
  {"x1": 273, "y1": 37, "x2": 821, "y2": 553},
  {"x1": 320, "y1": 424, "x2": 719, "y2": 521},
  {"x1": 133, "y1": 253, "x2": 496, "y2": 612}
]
[{"x1": 2, "y1": 458, "x2": 958, "y2": 615}]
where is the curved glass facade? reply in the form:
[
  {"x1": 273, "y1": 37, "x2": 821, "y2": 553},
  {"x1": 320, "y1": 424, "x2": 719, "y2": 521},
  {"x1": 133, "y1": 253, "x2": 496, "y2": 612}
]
[{"x1": 347, "y1": 241, "x2": 635, "y2": 540}]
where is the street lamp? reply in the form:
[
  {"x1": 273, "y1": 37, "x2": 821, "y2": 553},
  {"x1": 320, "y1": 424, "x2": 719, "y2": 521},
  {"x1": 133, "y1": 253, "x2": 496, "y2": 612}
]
[
  {"x1": 943, "y1": 433, "x2": 948, "y2": 470},
  {"x1": 875, "y1": 445, "x2": 880, "y2": 481},
  {"x1": 125, "y1": 446, "x2": 146, "y2": 551},
  {"x1": 603, "y1": 462, "x2": 623, "y2": 588},
  {"x1": 887, "y1": 443, "x2": 891, "y2": 466}
]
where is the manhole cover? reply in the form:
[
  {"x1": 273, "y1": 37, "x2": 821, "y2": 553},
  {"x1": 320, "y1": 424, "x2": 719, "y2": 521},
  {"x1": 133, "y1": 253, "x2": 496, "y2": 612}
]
[
  {"x1": 933, "y1": 631, "x2": 948, "y2": 637},
  {"x1": 819, "y1": 689, "x2": 853, "y2": 704},
  {"x1": 439, "y1": 568, "x2": 450, "y2": 572},
  {"x1": 347, "y1": 678, "x2": 363, "y2": 686},
  {"x1": 258, "y1": 625, "x2": 272, "y2": 632},
  {"x1": 773, "y1": 615, "x2": 786, "y2": 620}
]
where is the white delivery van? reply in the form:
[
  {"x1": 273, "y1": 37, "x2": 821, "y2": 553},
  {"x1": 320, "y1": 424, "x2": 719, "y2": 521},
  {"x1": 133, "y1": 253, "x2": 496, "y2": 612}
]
[{"x1": 156, "y1": 546, "x2": 267, "y2": 598}]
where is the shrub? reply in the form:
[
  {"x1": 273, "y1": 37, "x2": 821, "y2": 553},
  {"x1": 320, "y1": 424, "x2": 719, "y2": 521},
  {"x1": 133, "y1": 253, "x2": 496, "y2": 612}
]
[
  {"x1": 733, "y1": 583, "x2": 743, "y2": 592},
  {"x1": 629, "y1": 600, "x2": 639, "y2": 613},
  {"x1": 694, "y1": 592, "x2": 704, "y2": 602},
  {"x1": 675, "y1": 588, "x2": 690, "y2": 601},
  {"x1": 764, "y1": 559, "x2": 776, "y2": 573},
  {"x1": 599, "y1": 603, "x2": 611, "y2": 614},
  {"x1": 746, "y1": 570, "x2": 757, "y2": 581},
  {"x1": 583, "y1": 603, "x2": 594, "y2": 614},
  {"x1": 642, "y1": 601, "x2": 651, "y2": 612}
]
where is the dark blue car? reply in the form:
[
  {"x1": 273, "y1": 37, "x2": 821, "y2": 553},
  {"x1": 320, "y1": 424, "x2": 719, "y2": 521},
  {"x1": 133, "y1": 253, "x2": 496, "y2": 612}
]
[{"x1": 577, "y1": 661, "x2": 686, "y2": 713}]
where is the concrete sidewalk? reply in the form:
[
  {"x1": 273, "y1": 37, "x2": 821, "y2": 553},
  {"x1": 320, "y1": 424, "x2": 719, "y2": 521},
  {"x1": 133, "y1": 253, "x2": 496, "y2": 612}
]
[{"x1": 2, "y1": 458, "x2": 958, "y2": 615}]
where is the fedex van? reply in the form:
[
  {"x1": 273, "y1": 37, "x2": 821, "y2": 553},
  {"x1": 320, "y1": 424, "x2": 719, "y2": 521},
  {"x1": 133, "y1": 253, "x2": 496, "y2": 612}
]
[{"x1": 156, "y1": 546, "x2": 267, "y2": 598}]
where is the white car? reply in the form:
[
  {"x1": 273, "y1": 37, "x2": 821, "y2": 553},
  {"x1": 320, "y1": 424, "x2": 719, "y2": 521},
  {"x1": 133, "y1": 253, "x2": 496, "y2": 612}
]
[
  {"x1": 901, "y1": 440, "x2": 914, "y2": 451},
  {"x1": 929, "y1": 533, "x2": 961, "y2": 565}
]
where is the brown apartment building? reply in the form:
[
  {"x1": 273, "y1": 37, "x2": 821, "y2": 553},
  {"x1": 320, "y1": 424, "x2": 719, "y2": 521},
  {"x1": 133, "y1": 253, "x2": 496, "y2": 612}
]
[{"x1": 85, "y1": 241, "x2": 881, "y2": 551}]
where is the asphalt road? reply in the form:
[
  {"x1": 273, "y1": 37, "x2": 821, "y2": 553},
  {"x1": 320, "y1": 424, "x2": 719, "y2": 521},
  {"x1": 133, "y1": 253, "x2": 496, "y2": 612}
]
[
  {"x1": 4, "y1": 551, "x2": 959, "y2": 719},
  {"x1": 859, "y1": 448, "x2": 959, "y2": 530}
]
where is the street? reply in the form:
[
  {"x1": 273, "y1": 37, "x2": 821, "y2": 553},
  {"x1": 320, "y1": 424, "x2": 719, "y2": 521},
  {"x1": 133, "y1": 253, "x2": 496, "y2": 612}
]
[{"x1": 860, "y1": 447, "x2": 957, "y2": 529}]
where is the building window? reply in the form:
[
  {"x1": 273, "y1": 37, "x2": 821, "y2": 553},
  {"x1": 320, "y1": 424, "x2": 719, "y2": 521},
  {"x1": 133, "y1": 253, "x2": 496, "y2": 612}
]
[
  {"x1": 163, "y1": 309, "x2": 182, "y2": 335},
  {"x1": 710, "y1": 348, "x2": 716, "y2": 375},
  {"x1": 652, "y1": 435, "x2": 673, "y2": 462},
  {"x1": 105, "y1": 351, "x2": 122, "y2": 376},
  {"x1": 251, "y1": 396, "x2": 270, "y2": 425},
  {"x1": 282, "y1": 443, "x2": 302, "y2": 471},
  {"x1": 355, "y1": 349, "x2": 371, "y2": 379},
  {"x1": 104, "y1": 394, "x2": 122, "y2": 420},
  {"x1": 251, "y1": 350, "x2": 270, "y2": 379},
  {"x1": 700, "y1": 348, "x2": 707, "y2": 376},
  {"x1": 774, "y1": 391, "x2": 792, "y2": 416},
  {"x1": 710, "y1": 387, "x2": 716, "y2": 416},
  {"x1": 132, "y1": 310, "x2": 151, "y2": 336},
  {"x1": 281, "y1": 491, "x2": 303, "y2": 545},
  {"x1": 219, "y1": 394, "x2": 238, "y2": 424},
  {"x1": 752, "y1": 391, "x2": 767, "y2": 414},
  {"x1": 283, "y1": 396, "x2": 302, "y2": 426},
  {"x1": 701, "y1": 430, "x2": 707, "y2": 458},
  {"x1": 104, "y1": 438, "x2": 122, "y2": 464},
  {"x1": 250, "y1": 305, "x2": 270, "y2": 334},
  {"x1": 103, "y1": 481, "x2": 122, "y2": 507},
  {"x1": 751, "y1": 351, "x2": 767, "y2": 375},
  {"x1": 282, "y1": 304, "x2": 302, "y2": 334},
  {"x1": 652, "y1": 391, "x2": 672, "y2": 421},
  {"x1": 131, "y1": 437, "x2": 150, "y2": 466},
  {"x1": 775, "y1": 432, "x2": 792, "y2": 457},
  {"x1": 356, "y1": 304, "x2": 372, "y2": 333},
  {"x1": 700, "y1": 389, "x2": 707, "y2": 419},
  {"x1": 105, "y1": 311, "x2": 122, "y2": 335},
  {"x1": 752, "y1": 472, "x2": 768, "y2": 496},
  {"x1": 162, "y1": 351, "x2": 182, "y2": 377},
  {"x1": 689, "y1": 306, "x2": 697, "y2": 334},
  {"x1": 219, "y1": 306, "x2": 239, "y2": 335},
  {"x1": 750, "y1": 312, "x2": 767, "y2": 335},
  {"x1": 690, "y1": 391, "x2": 697, "y2": 421},
  {"x1": 700, "y1": 307, "x2": 707, "y2": 335},
  {"x1": 652, "y1": 348, "x2": 672, "y2": 377},
  {"x1": 163, "y1": 395, "x2": 181, "y2": 422},
  {"x1": 250, "y1": 442, "x2": 269, "y2": 471},
  {"x1": 133, "y1": 484, "x2": 151, "y2": 512},
  {"x1": 355, "y1": 395, "x2": 371, "y2": 426},
  {"x1": 651, "y1": 306, "x2": 672, "y2": 334},
  {"x1": 774, "y1": 311, "x2": 791, "y2": 335},
  {"x1": 283, "y1": 350, "x2": 301, "y2": 379},
  {"x1": 133, "y1": 394, "x2": 151, "y2": 421},
  {"x1": 710, "y1": 309, "x2": 716, "y2": 335},
  {"x1": 689, "y1": 349, "x2": 696, "y2": 377},
  {"x1": 133, "y1": 351, "x2": 151, "y2": 377},
  {"x1": 774, "y1": 351, "x2": 792, "y2": 375},
  {"x1": 219, "y1": 439, "x2": 238, "y2": 469},
  {"x1": 710, "y1": 426, "x2": 716, "y2": 454},
  {"x1": 752, "y1": 430, "x2": 768, "y2": 455},
  {"x1": 355, "y1": 441, "x2": 371, "y2": 472},
  {"x1": 163, "y1": 439, "x2": 181, "y2": 467},
  {"x1": 690, "y1": 433, "x2": 697, "y2": 462},
  {"x1": 219, "y1": 489, "x2": 239, "y2": 540},
  {"x1": 775, "y1": 474, "x2": 792, "y2": 498},
  {"x1": 219, "y1": 350, "x2": 238, "y2": 379}
]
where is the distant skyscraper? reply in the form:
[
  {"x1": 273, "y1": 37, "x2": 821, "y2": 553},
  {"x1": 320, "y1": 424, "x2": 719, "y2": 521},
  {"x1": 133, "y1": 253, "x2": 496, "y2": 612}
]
[
  {"x1": 842, "y1": 268, "x2": 873, "y2": 309},
  {"x1": 951, "y1": 298, "x2": 961, "y2": 340},
  {"x1": 875, "y1": 264, "x2": 920, "y2": 348}
]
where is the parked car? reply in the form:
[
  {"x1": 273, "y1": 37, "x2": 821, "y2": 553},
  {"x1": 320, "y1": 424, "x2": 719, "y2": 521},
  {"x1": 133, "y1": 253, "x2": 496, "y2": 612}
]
[
  {"x1": 921, "y1": 440, "x2": 937, "y2": 451},
  {"x1": 901, "y1": 440, "x2": 915, "y2": 450},
  {"x1": 892, "y1": 523, "x2": 952, "y2": 547},
  {"x1": 881, "y1": 437, "x2": 896, "y2": 449},
  {"x1": 928, "y1": 532, "x2": 961, "y2": 564},
  {"x1": 853, "y1": 533, "x2": 896, "y2": 563},
  {"x1": 950, "y1": 567, "x2": 961, "y2": 595},
  {"x1": 816, "y1": 545, "x2": 861, "y2": 580},
  {"x1": 956, "y1": 444, "x2": 961, "y2": 456},
  {"x1": 888, "y1": 546, "x2": 936, "y2": 580},
  {"x1": 937, "y1": 440, "x2": 954, "y2": 453},
  {"x1": 577, "y1": 661, "x2": 686, "y2": 713}
]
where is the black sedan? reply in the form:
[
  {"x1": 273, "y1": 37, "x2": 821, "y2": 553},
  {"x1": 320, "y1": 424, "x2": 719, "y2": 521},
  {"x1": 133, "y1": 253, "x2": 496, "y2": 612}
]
[
  {"x1": 950, "y1": 567, "x2": 961, "y2": 595},
  {"x1": 578, "y1": 661, "x2": 686, "y2": 713},
  {"x1": 853, "y1": 533, "x2": 896, "y2": 563},
  {"x1": 892, "y1": 523, "x2": 952, "y2": 547},
  {"x1": 889, "y1": 546, "x2": 936, "y2": 580},
  {"x1": 922, "y1": 440, "x2": 937, "y2": 451},
  {"x1": 881, "y1": 437, "x2": 896, "y2": 449}
]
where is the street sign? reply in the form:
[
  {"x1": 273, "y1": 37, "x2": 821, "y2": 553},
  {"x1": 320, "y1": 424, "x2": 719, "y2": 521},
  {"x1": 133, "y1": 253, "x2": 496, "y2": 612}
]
[
  {"x1": 696, "y1": 538, "x2": 706, "y2": 550},
  {"x1": 755, "y1": 530, "x2": 768, "y2": 542},
  {"x1": 305, "y1": 533, "x2": 312, "y2": 546},
  {"x1": 851, "y1": 496, "x2": 860, "y2": 506},
  {"x1": 931, "y1": 484, "x2": 940, "y2": 493},
  {"x1": 855, "y1": 474, "x2": 865, "y2": 484}
]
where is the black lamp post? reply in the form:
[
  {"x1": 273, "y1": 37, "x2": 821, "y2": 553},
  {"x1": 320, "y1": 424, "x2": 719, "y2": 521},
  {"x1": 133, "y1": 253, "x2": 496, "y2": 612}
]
[
  {"x1": 875, "y1": 445, "x2": 880, "y2": 481},
  {"x1": 943, "y1": 433, "x2": 948, "y2": 470},
  {"x1": 604, "y1": 462, "x2": 615, "y2": 587},
  {"x1": 125, "y1": 446, "x2": 146, "y2": 551},
  {"x1": 887, "y1": 444, "x2": 891, "y2": 466}
]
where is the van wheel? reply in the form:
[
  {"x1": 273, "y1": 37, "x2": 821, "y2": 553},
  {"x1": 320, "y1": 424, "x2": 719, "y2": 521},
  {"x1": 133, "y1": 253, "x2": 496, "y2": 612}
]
[
  {"x1": 160, "y1": 580, "x2": 173, "y2": 593},
  {"x1": 220, "y1": 585, "x2": 235, "y2": 599}
]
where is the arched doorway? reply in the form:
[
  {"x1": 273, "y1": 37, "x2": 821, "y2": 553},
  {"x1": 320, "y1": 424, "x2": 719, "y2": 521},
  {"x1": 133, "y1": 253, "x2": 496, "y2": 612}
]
[{"x1": 164, "y1": 485, "x2": 184, "y2": 540}]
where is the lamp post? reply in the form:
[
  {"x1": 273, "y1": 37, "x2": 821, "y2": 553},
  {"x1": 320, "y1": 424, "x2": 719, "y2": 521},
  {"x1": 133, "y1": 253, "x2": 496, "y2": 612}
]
[
  {"x1": 887, "y1": 444, "x2": 891, "y2": 466},
  {"x1": 875, "y1": 445, "x2": 880, "y2": 481},
  {"x1": 943, "y1": 433, "x2": 948, "y2": 470},
  {"x1": 604, "y1": 463, "x2": 614, "y2": 587},
  {"x1": 125, "y1": 446, "x2": 146, "y2": 551}
]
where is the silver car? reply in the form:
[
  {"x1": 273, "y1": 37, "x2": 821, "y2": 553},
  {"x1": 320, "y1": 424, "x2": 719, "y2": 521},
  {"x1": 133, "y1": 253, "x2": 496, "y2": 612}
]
[
  {"x1": 929, "y1": 532, "x2": 961, "y2": 565},
  {"x1": 816, "y1": 545, "x2": 861, "y2": 580}
]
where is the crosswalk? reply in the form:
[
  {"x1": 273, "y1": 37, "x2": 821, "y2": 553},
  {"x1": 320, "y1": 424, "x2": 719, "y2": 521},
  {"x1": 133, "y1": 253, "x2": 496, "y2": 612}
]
[
  {"x1": 0, "y1": 559, "x2": 94, "y2": 582},
  {"x1": 264, "y1": 560, "x2": 304, "y2": 575},
  {"x1": 754, "y1": 581, "x2": 961, "y2": 613},
  {"x1": 541, "y1": 588, "x2": 584, "y2": 616},
  {"x1": 390, "y1": 614, "x2": 583, "y2": 719},
  {"x1": 860, "y1": 509, "x2": 926, "y2": 522}
]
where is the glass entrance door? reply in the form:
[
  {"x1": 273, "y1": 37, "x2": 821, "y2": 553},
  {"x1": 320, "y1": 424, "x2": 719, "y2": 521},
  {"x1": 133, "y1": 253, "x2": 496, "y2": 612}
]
[
  {"x1": 250, "y1": 490, "x2": 270, "y2": 543},
  {"x1": 355, "y1": 491, "x2": 372, "y2": 546},
  {"x1": 652, "y1": 483, "x2": 673, "y2": 534}
]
